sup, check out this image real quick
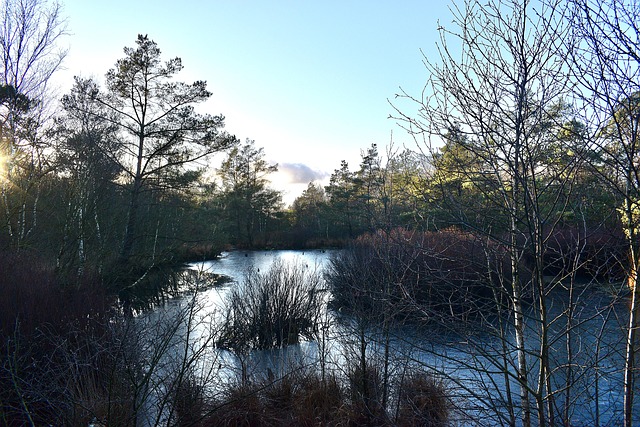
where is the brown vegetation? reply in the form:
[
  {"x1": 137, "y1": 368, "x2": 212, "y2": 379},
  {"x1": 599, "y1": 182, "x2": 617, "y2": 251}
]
[
  {"x1": 202, "y1": 367, "x2": 449, "y2": 426},
  {"x1": 217, "y1": 260, "x2": 325, "y2": 350},
  {"x1": 326, "y1": 227, "x2": 500, "y2": 325}
]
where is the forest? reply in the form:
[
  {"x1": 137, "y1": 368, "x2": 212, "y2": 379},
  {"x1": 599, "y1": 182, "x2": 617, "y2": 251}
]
[{"x1": 2, "y1": 0, "x2": 640, "y2": 425}]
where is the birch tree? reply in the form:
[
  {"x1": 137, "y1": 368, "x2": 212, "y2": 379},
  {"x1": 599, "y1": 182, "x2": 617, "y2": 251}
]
[
  {"x1": 569, "y1": 1, "x2": 640, "y2": 424},
  {"x1": 56, "y1": 78, "x2": 121, "y2": 277},
  {"x1": 394, "y1": 0, "x2": 581, "y2": 424}
]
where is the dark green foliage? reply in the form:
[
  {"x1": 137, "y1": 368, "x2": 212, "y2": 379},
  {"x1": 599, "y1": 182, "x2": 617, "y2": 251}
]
[
  {"x1": 0, "y1": 84, "x2": 30, "y2": 113},
  {"x1": 291, "y1": 182, "x2": 330, "y2": 246},
  {"x1": 324, "y1": 159, "x2": 362, "y2": 239},
  {"x1": 215, "y1": 139, "x2": 283, "y2": 248}
]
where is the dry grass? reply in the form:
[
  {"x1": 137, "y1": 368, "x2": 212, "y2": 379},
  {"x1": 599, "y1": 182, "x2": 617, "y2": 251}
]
[
  {"x1": 200, "y1": 366, "x2": 450, "y2": 427},
  {"x1": 0, "y1": 249, "x2": 109, "y2": 337},
  {"x1": 203, "y1": 369, "x2": 345, "y2": 427},
  {"x1": 396, "y1": 371, "x2": 451, "y2": 427}
]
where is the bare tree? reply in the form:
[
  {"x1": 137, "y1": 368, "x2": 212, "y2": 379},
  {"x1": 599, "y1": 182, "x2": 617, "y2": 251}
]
[
  {"x1": 392, "y1": 0, "x2": 595, "y2": 425},
  {"x1": 569, "y1": 1, "x2": 640, "y2": 425},
  {"x1": 0, "y1": 0, "x2": 66, "y2": 100}
]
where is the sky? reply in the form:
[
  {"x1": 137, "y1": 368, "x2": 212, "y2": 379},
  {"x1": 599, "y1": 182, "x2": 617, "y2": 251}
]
[{"x1": 54, "y1": 1, "x2": 454, "y2": 205}]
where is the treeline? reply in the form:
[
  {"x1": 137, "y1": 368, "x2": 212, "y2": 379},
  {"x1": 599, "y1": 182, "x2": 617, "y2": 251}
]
[
  {"x1": 0, "y1": 32, "x2": 435, "y2": 282},
  {"x1": 0, "y1": 19, "x2": 625, "y2": 287}
]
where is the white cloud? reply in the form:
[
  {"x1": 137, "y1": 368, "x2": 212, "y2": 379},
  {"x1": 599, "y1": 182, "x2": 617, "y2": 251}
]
[{"x1": 276, "y1": 163, "x2": 330, "y2": 184}]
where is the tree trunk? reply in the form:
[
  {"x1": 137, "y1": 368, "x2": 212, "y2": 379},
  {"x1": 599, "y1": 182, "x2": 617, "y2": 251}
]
[
  {"x1": 625, "y1": 261, "x2": 640, "y2": 427},
  {"x1": 120, "y1": 177, "x2": 142, "y2": 263}
]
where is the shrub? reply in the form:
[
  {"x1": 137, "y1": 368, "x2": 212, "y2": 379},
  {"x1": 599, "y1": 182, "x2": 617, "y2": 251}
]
[
  {"x1": 0, "y1": 319, "x2": 137, "y2": 427},
  {"x1": 217, "y1": 260, "x2": 325, "y2": 350},
  {"x1": 169, "y1": 371, "x2": 206, "y2": 426},
  {"x1": 0, "y1": 249, "x2": 109, "y2": 338},
  {"x1": 543, "y1": 227, "x2": 626, "y2": 281},
  {"x1": 203, "y1": 365, "x2": 451, "y2": 426},
  {"x1": 326, "y1": 227, "x2": 498, "y2": 324},
  {"x1": 344, "y1": 363, "x2": 388, "y2": 425},
  {"x1": 396, "y1": 371, "x2": 450, "y2": 427},
  {"x1": 205, "y1": 370, "x2": 344, "y2": 426}
]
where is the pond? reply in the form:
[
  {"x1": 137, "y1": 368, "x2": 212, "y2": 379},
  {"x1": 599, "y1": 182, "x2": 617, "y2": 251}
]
[{"x1": 142, "y1": 249, "x2": 631, "y2": 426}]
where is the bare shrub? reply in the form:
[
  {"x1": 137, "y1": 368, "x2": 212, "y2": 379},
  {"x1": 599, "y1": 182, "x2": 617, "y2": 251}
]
[
  {"x1": 169, "y1": 371, "x2": 206, "y2": 427},
  {"x1": 0, "y1": 249, "x2": 115, "y2": 425},
  {"x1": 0, "y1": 318, "x2": 138, "y2": 426},
  {"x1": 205, "y1": 380, "x2": 264, "y2": 426},
  {"x1": 0, "y1": 261, "x2": 219, "y2": 427},
  {"x1": 0, "y1": 249, "x2": 109, "y2": 337},
  {"x1": 344, "y1": 363, "x2": 388, "y2": 425},
  {"x1": 326, "y1": 227, "x2": 498, "y2": 325},
  {"x1": 217, "y1": 259, "x2": 325, "y2": 351},
  {"x1": 202, "y1": 363, "x2": 450, "y2": 426},
  {"x1": 205, "y1": 369, "x2": 344, "y2": 426}
]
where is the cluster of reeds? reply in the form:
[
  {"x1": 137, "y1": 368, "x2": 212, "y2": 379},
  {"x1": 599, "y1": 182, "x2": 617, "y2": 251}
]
[
  {"x1": 194, "y1": 365, "x2": 450, "y2": 426},
  {"x1": 216, "y1": 259, "x2": 325, "y2": 351}
]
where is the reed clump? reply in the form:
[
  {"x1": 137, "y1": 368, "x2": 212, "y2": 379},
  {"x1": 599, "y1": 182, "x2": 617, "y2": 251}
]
[
  {"x1": 217, "y1": 259, "x2": 325, "y2": 351},
  {"x1": 201, "y1": 367, "x2": 450, "y2": 426}
]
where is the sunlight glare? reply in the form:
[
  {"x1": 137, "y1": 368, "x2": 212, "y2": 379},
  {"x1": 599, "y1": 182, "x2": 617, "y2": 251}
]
[{"x1": 0, "y1": 151, "x2": 7, "y2": 183}]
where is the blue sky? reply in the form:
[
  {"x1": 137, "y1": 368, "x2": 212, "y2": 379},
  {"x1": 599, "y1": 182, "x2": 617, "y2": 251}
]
[{"x1": 56, "y1": 1, "x2": 453, "y2": 204}]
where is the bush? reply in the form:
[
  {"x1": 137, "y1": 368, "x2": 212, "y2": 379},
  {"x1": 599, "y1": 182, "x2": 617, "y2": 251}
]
[
  {"x1": 217, "y1": 260, "x2": 325, "y2": 350},
  {"x1": 543, "y1": 227, "x2": 626, "y2": 281},
  {"x1": 0, "y1": 319, "x2": 138, "y2": 427},
  {"x1": 169, "y1": 371, "x2": 206, "y2": 426},
  {"x1": 0, "y1": 247, "x2": 231, "y2": 426},
  {"x1": 326, "y1": 227, "x2": 498, "y2": 325},
  {"x1": 204, "y1": 365, "x2": 451, "y2": 426},
  {"x1": 396, "y1": 371, "x2": 450, "y2": 427},
  {"x1": 344, "y1": 364, "x2": 388, "y2": 425},
  {"x1": 0, "y1": 249, "x2": 109, "y2": 338}
]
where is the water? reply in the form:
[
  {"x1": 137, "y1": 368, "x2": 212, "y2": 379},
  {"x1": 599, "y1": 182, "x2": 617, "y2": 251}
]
[
  {"x1": 142, "y1": 250, "x2": 630, "y2": 426},
  {"x1": 194, "y1": 249, "x2": 336, "y2": 281}
]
